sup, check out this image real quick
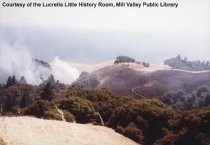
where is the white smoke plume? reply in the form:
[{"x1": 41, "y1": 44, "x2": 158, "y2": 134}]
[
  {"x1": 50, "y1": 57, "x2": 80, "y2": 84},
  {"x1": 0, "y1": 40, "x2": 80, "y2": 85},
  {"x1": 0, "y1": 40, "x2": 50, "y2": 84}
]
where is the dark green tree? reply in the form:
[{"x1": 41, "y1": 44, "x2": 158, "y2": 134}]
[
  {"x1": 41, "y1": 82, "x2": 55, "y2": 101},
  {"x1": 6, "y1": 76, "x2": 12, "y2": 87},
  {"x1": 6, "y1": 95, "x2": 16, "y2": 111},
  {"x1": 19, "y1": 76, "x2": 27, "y2": 84},
  {"x1": 11, "y1": 75, "x2": 16, "y2": 85},
  {"x1": 6, "y1": 75, "x2": 16, "y2": 87},
  {"x1": 20, "y1": 91, "x2": 32, "y2": 108},
  {"x1": 47, "y1": 75, "x2": 56, "y2": 84}
]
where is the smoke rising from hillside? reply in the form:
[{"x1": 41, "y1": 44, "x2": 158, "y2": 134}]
[
  {"x1": 50, "y1": 57, "x2": 80, "y2": 84},
  {"x1": 0, "y1": 40, "x2": 51, "y2": 84},
  {"x1": 0, "y1": 39, "x2": 80, "y2": 85}
]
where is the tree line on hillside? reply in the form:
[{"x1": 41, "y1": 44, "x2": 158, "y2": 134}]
[
  {"x1": 114, "y1": 56, "x2": 150, "y2": 67},
  {"x1": 30, "y1": 86, "x2": 210, "y2": 145},
  {"x1": 176, "y1": 54, "x2": 210, "y2": 66},
  {"x1": 160, "y1": 85, "x2": 210, "y2": 110},
  {"x1": 164, "y1": 55, "x2": 210, "y2": 71},
  {"x1": 0, "y1": 75, "x2": 66, "y2": 115}
]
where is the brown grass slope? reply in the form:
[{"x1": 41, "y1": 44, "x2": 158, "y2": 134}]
[
  {"x1": 75, "y1": 64, "x2": 210, "y2": 98},
  {"x1": 0, "y1": 117, "x2": 139, "y2": 145}
]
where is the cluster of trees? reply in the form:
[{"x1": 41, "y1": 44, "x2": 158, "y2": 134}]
[
  {"x1": 164, "y1": 55, "x2": 210, "y2": 71},
  {"x1": 0, "y1": 83, "x2": 34, "y2": 114},
  {"x1": 114, "y1": 56, "x2": 150, "y2": 67},
  {"x1": 23, "y1": 86, "x2": 173, "y2": 144},
  {"x1": 155, "y1": 106, "x2": 210, "y2": 145},
  {"x1": 142, "y1": 62, "x2": 150, "y2": 67},
  {"x1": 0, "y1": 75, "x2": 66, "y2": 115},
  {"x1": 24, "y1": 100, "x2": 75, "y2": 122},
  {"x1": 114, "y1": 56, "x2": 135, "y2": 64},
  {"x1": 5, "y1": 75, "x2": 17, "y2": 87},
  {"x1": 22, "y1": 86, "x2": 210, "y2": 145},
  {"x1": 197, "y1": 60, "x2": 210, "y2": 66},
  {"x1": 177, "y1": 54, "x2": 210, "y2": 66},
  {"x1": 160, "y1": 86, "x2": 210, "y2": 110}
]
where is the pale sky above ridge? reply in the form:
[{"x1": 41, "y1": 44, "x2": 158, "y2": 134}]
[{"x1": 0, "y1": 0, "x2": 210, "y2": 63}]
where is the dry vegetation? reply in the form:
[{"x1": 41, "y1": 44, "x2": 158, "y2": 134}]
[{"x1": 0, "y1": 117, "x2": 138, "y2": 145}]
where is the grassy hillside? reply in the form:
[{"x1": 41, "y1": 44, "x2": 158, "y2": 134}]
[
  {"x1": 0, "y1": 117, "x2": 138, "y2": 145},
  {"x1": 74, "y1": 64, "x2": 210, "y2": 97}
]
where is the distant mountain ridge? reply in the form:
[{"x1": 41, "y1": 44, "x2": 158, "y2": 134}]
[{"x1": 164, "y1": 55, "x2": 210, "y2": 71}]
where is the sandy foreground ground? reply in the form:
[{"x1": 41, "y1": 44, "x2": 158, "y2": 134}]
[{"x1": 0, "y1": 116, "x2": 139, "y2": 145}]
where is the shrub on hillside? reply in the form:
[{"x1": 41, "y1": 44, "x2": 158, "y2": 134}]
[
  {"x1": 160, "y1": 86, "x2": 210, "y2": 110},
  {"x1": 117, "y1": 122, "x2": 144, "y2": 144},
  {"x1": 23, "y1": 100, "x2": 75, "y2": 122},
  {"x1": 55, "y1": 97, "x2": 98, "y2": 123},
  {"x1": 154, "y1": 106, "x2": 210, "y2": 145},
  {"x1": 55, "y1": 87, "x2": 175, "y2": 144}
]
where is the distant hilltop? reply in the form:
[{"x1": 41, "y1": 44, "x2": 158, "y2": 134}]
[
  {"x1": 164, "y1": 55, "x2": 210, "y2": 71},
  {"x1": 33, "y1": 58, "x2": 52, "y2": 69},
  {"x1": 114, "y1": 56, "x2": 150, "y2": 67}
]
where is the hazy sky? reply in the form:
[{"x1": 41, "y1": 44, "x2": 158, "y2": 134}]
[{"x1": 0, "y1": 0, "x2": 210, "y2": 63}]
